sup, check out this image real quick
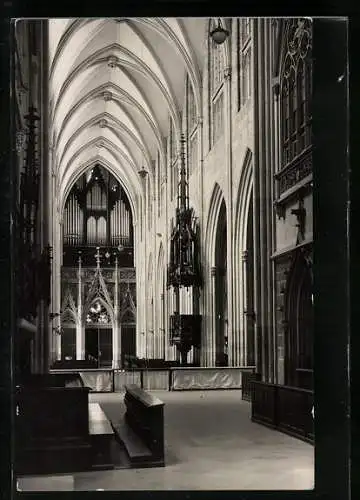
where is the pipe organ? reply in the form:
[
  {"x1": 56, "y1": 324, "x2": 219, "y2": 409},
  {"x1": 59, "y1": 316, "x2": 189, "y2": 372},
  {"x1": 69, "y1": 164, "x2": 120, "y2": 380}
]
[
  {"x1": 62, "y1": 165, "x2": 133, "y2": 267},
  {"x1": 110, "y1": 198, "x2": 131, "y2": 247},
  {"x1": 63, "y1": 192, "x2": 84, "y2": 246}
]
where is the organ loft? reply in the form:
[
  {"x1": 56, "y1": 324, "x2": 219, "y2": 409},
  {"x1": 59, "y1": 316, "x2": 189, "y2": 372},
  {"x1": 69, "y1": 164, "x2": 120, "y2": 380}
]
[{"x1": 60, "y1": 165, "x2": 136, "y2": 368}]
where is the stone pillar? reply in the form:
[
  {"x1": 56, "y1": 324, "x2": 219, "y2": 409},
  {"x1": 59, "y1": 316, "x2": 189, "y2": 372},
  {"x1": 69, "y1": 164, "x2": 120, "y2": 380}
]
[
  {"x1": 76, "y1": 253, "x2": 84, "y2": 360},
  {"x1": 264, "y1": 19, "x2": 275, "y2": 383},
  {"x1": 112, "y1": 257, "x2": 120, "y2": 368},
  {"x1": 241, "y1": 250, "x2": 248, "y2": 366},
  {"x1": 160, "y1": 292, "x2": 165, "y2": 358},
  {"x1": 253, "y1": 19, "x2": 275, "y2": 382},
  {"x1": 197, "y1": 114, "x2": 207, "y2": 366},
  {"x1": 76, "y1": 321, "x2": 85, "y2": 360},
  {"x1": 208, "y1": 266, "x2": 217, "y2": 366},
  {"x1": 252, "y1": 19, "x2": 263, "y2": 378},
  {"x1": 223, "y1": 66, "x2": 235, "y2": 368}
]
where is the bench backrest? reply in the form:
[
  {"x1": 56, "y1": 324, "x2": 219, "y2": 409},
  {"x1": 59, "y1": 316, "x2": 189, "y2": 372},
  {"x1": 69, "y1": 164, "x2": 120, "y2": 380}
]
[
  {"x1": 16, "y1": 386, "x2": 90, "y2": 443},
  {"x1": 124, "y1": 385, "x2": 164, "y2": 459},
  {"x1": 24, "y1": 373, "x2": 84, "y2": 388}
]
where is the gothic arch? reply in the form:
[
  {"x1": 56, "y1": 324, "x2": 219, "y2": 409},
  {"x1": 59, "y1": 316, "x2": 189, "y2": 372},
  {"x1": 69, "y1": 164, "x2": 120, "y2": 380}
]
[
  {"x1": 83, "y1": 295, "x2": 114, "y2": 325},
  {"x1": 61, "y1": 307, "x2": 77, "y2": 325},
  {"x1": 60, "y1": 158, "x2": 138, "y2": 229},
  {"x1": 233, "y1": 148, "x2": 254, "y2": 366},
  {"x1": 284, "y1": 249, "x2": 313, "y2": 389},
  {"x1": 157, "y1": 243, "x2": 165, "y2": 285},
  {"x1": 204, "y1": 182, "x2": 225, "y2": 268},
  {"x1": 234, "y1": 149, "x2": 253, "y2": 255}
]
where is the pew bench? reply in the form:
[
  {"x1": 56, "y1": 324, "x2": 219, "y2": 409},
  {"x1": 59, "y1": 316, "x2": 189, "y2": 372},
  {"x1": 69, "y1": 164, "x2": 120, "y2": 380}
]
[
  {"x1": 88, "y1": 403, "x2": 114, "y2": 470},
  {"x1": 15, "y1": 386, "x2": 92, "y2": 475},
  {"x1": 112, "y1": 384, "x2": 165, "y2": 468}
]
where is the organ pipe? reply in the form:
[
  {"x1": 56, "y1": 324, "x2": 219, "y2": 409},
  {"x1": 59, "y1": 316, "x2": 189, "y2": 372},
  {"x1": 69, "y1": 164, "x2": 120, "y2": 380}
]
[
  {"x1": 63, "y1": 167, "x2": 134, "y2": 250},
  {"x1": 119, "y1": 199, "x2": 123, "y2": 241}
]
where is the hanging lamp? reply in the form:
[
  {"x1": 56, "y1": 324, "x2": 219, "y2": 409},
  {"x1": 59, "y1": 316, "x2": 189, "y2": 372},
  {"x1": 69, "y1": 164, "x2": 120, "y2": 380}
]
[{"x1": 210, "y1": 18, "x2": 230, "y2": 45}]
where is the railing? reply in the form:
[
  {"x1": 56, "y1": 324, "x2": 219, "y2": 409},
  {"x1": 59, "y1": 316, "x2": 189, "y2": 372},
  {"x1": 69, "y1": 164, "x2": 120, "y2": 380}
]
[
  {"x1": 252, "y1": 380, "x2": 314, "y2": 444},
  {"x1": 50, "y1": 366, "x2": 256, "y2": 393}
]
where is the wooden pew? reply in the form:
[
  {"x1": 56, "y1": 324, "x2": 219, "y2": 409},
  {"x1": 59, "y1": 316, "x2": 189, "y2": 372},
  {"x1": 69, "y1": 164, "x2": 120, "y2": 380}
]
[
  {"x1": 25, "y1": 372, "x2": 84, "y2": 388},
  {"x1": 88, "y1": 403, "x2": 115, "y2": 470},
  {"x1": 112, "y1": 384, "x2": 165, "y2": 468},
  {"x1": 15, "y1": 386, "x2": 92, "y2": 475}
]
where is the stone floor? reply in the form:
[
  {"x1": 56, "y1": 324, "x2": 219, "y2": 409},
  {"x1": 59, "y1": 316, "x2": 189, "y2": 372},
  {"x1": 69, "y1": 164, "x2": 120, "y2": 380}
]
[{"x1": 18, "y1": 390, "x2": 314, "y2": 491}]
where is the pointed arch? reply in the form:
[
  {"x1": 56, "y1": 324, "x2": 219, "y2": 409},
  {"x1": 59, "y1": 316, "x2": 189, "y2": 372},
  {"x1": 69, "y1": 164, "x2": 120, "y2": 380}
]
[
  {"x1": 120, "y1": 284, "x2": 136, "y2": 318},
  {"x1": 61, "y1": 307, "x2": 77, "y2": 324},
  {"x1": 82, "y1": 269, "x2": 114, "y2": 322},
  {"x1": 83, "y1": 295, "x2": 114, "y2": 325},
  {"x1": 61, "y1": 287, "x2": 78, "y2": 323},
  {"x1": 284, "y1": 248, "x2": 313, "y2": 389},
  {"x1": 157, "y1": 243, "x2": 165, "y2": 284},
  {"x1": 233, "y1": 148, "x2": 254, "y2": 366},
  {"x1": 234, "y1": 148, "x2": 253, "y2": 256},
  {"x1": 204, "y1": 182, "x2": 225, "y2": 267}
]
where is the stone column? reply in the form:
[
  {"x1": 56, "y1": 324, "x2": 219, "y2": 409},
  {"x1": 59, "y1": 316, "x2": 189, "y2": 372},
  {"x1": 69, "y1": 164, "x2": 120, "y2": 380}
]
[
  {"x1": 254, "y1": 19, "x2": 275, "y2": 382},
  {"x1": 264, "y1": 19, "x2": 275, "y2": 383},
  {"x1": 241, "y1": 250, "x2": 248, "y2": 366},
  {"x1": 112, "y1": 256, "x2": 120, "y2": 368},
  {"x1": 76, "y1": 252, "x2": 85, "y2": 360},
  {"x1": 223, "y1": 66, "x2": 235, "y2": 368},
  {"x1": 252, "y1": 19, "x2": 263, "y2": 378},
  {"x1": 160, "y1": 292, "x2": 165, "y2": 358},
  {"x1": 198, "y1": 115, "x2": 207, "y2": 367},
  {"x1": 273, "y1": 82, "x2": 281, "y2": 384},
  {"x1": 208, "y1": 266, "x2": 217, "y2": 366}
]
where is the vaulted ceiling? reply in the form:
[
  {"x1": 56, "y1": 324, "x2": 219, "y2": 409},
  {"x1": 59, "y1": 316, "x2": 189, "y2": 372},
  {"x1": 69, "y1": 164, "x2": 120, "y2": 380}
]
[{"x1": 49, "y1": 18, "x2": 209, "y2": 215}]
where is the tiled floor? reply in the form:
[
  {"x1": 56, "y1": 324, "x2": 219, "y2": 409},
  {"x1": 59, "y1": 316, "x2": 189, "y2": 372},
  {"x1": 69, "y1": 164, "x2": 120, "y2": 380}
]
[{"x1": 18, "y1": 390, "x2": 314, "y2": 491}]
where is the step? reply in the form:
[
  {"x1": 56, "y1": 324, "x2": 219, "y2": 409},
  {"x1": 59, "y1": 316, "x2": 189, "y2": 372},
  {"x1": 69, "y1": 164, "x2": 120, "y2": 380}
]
[{"x1": 112, "y1": 420, "x2": 152, "y2": 462}]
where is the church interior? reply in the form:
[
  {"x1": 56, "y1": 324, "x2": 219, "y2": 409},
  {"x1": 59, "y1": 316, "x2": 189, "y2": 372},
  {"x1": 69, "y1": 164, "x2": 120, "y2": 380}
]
[{"x1": 12, "y1": 17, "x2": 315, "y2": 491}]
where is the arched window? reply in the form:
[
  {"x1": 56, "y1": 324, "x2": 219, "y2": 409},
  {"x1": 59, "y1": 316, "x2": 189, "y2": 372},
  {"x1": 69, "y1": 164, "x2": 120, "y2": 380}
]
[
  {"x1": 280, "y1": 18, "x2": 312, "y2": 168},
  {"x1": 86, "y1": 300, "x2": 111, "y2": 325},
  {"x1": 208, "y1": 22, "x2": 225, "y2": 147}
]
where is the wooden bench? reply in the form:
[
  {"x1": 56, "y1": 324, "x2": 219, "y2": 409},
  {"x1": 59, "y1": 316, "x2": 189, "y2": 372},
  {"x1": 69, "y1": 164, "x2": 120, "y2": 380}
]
[
  {"x1": 112, "y1": 384, "x2": 165, "y2": 468},
  {"x1": 88, "y1": 403, "x2": 114, "y2": 470},
  {"x1": 15, "y1": 386, "x2": 92, "y2": 475}
]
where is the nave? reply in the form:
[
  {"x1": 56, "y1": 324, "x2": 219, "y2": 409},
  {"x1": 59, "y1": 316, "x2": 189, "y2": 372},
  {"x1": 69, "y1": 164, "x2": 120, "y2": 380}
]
[
  {"x1": 12, "y1": 16, "x2": 317, "y2": 490},
  {"x1": 18, "y1": 390, "x2": 314, "y2": 491}
]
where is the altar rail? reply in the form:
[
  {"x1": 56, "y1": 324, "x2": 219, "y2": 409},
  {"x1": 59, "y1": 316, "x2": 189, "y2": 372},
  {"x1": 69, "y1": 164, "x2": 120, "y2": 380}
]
[
  {"x1": 251, "y1": 380, "x2": 314, "y2": 444},
  {"x1": 50, "y1": 367, "x2": 256, "y2": 393}
]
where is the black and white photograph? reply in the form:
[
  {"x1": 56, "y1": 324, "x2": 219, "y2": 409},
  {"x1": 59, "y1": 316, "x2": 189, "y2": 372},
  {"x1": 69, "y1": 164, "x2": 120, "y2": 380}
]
[{"x1": 8, "y1": 16, "x2": 348, "y2": 494}]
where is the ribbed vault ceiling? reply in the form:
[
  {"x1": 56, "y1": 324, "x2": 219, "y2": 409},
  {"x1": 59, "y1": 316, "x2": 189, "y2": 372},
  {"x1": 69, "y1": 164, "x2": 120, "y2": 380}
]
[{"x1": 49, "y1": 17, "x2": 208, "y2": 211}]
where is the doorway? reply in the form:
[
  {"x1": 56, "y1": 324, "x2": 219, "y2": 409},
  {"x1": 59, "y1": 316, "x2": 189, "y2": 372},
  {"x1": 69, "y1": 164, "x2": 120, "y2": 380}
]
[
  {"x1": 121, "y1": 324, "x2": 136, "y2": 366},
  {"x1": 85, "y1": 327, "x2": 112, "y2": 368},
  {"x1": 285, "y1": 250, "x2": 313, "y2": 389}
]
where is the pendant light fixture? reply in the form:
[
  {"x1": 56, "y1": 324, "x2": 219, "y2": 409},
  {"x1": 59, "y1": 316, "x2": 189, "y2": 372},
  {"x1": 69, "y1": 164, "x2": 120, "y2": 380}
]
[{"x1": 210, "y1": 18, "x2": 230, "y2": 45}]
